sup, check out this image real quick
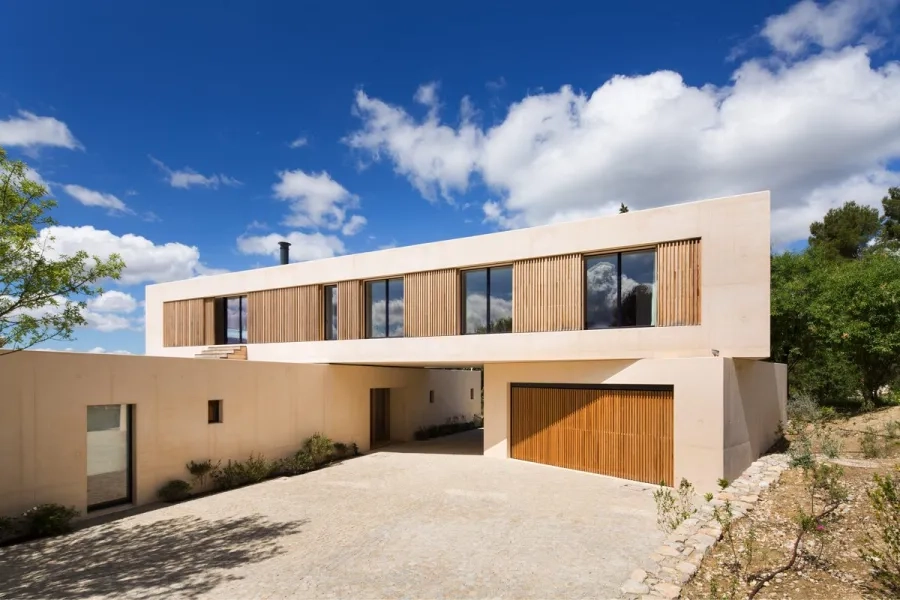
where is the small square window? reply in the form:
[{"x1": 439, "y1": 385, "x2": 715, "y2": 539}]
[
  {"x1": 429, "y1": 390, "x2": 434, "y2": 404},
  {"x1": 208, "y1": 400, "x2": 223, "y2": 424}
]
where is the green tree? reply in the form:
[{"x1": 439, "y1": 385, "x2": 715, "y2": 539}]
[
  {"x1": 808, "y1": 201, "x2": 880, "y2": 260},
  {"x1": 880, "y1": 187, "x2": 900, "y2": 248},
  {"x1": 814, "y1": 249, "x2": 900, "y2": 407},
  {"x1": 618, "y1": 203, "x2": 629, "y2": 213},
  {"x1": 0, "y1": 148, "x2": 124, "y2": 354}
]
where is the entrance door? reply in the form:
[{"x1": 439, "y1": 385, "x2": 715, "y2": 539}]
[
  {"x1": 509, "y1": 384, "x2": 674, "y2": 485},
  {"x1": 87, "y1": 404, "x2": 133, "y2": 510},
  {"x1": 370, "y1": 388, "x2": 391, "y2": 448}
]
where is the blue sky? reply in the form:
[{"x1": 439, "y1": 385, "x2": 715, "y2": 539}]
[{"x1": 1, "y1": 0, "x2": 899, "y2": 354}]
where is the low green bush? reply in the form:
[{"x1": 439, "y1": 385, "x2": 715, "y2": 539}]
[
  {"x1": 863, "y1": 472, "x2": 900, "y2": 594},
  {"x1": 157, "y1": 479, "x2": 192, "y2": 502},
  {"x1": 21, "y1": 504, "x2": 79, "y2": 537},
  {"x1": 0, "y1": 515, "x2": 15, "y2": 540},
  {"x1": 212, "y1": 454, "x2": 274, "y2": 490},
  {"x1": 304, "y1": 433, "x2": 334, "y2": 466},
  {"x1": 862, "y1": 427, "x2": 883, "y2": 458},
  {"x1": 275, "y1": 450, "x2": 314, "y2": 476},
  {"x1": 414, "y1": 416, "x2": 481, "y2": 441},
  {"x1": 186, "y1": 459, "x2": 219, "y2": 488}
]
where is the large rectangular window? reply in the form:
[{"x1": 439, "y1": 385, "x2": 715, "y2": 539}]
[
  {"x1": 585, "y1": 250, "x2": 656, "y2": 329},
  {"x1": 224, "y1": 296, "x2": 248, "y2": 343},
  {"x1": 366, "y1": 278, "x2": 404, "y2": 338},
  {"x1": 462, "y1": 265, "x2": 513, "y2": 334},
  {"x1": 324, "y1": 285, "x2": 337, "y2": 340}
]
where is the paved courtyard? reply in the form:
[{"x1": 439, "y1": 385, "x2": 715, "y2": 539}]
[{"x1": 0, "y1": 430, "x2": 663, "y2": 599}]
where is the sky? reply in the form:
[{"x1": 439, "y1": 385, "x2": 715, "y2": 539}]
[{"x1": 1, "y1": 0, "x2": 899, "y2": 355}]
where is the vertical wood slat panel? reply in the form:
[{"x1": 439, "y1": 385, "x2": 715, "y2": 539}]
[
  {"x1": 337, "y1": 280, "x2": 363, "y2": 340},
  {"x1": 203, "y1": 298, "x2": 216, "y2": 345},
  {"x1": 512, "y1": 254, "x2": 584, "y2": 333},
  {"x1": 247, "y1": 285, "x2": 322, "y2": 343},
  {"x1": 657, "y1": 238, "x2": 701, "y2": 326},
  {"x1": 509, "y1": 386, "x2": 674, "y2": 486},
  {"x1": 162, "y1": 299, "x2": 205, "y2": 347},
  {"x1": 404, "y1": 268, "x2": 460, "y2": 337}
]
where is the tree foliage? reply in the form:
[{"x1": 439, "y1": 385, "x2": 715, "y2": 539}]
[
  {"x1": 618, "y1": 203, "x2": 629, "y2": 213},
  {"x1": 0, "y1": 148, "x2": 124, "y2": 353},
  {"x1": 808, "y1": 200, "x2": 880, "y2": 259},
  {"x1": 774, "y1": 196, "x2": 900, "y2": 409}
]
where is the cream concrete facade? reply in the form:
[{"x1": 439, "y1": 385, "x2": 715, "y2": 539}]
[
  {"x1": 483, "y1": 358, "x2": 786, "y2": 493},
  {"x1": 145, "y1": 191, "x2": 771, "y2": 363},
  {"x1": 0, "y1": 351, "x2": 479, "y2": 516}
]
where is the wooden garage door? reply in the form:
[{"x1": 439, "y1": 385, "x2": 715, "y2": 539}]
[{"x1": 509, "y1": 384, "x2": 674, "y2": 485}]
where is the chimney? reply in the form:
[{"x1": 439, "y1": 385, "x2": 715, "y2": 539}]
[{"x1": 278, "y1": 241, "x2": 291, "y2": 265}]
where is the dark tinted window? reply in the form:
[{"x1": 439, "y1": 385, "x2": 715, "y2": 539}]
[
  {"x1": 463, "y1": 266, "x2": 513, "y2": 334},
  {"x1": 324, "y1": 285, "x2": 338, "y2": 340},
  {"x1": 620, "y1": 251, "x2": 656, "y2": 327},
  {"x1": 585, "y1": 255, "x2": 619, "y2": 329},
  {"x1": 225, "y1": 296, "x2": 247, "y2": 343},
  {"x1": 585, "y1": 251, "x2": 656, "y2": 329},
  {"x1": 366, "y1": 278, "x2": 404, "y2": 338},
  {"x1": 463, "y1": 269, "x2": 488, "y2": 333}
]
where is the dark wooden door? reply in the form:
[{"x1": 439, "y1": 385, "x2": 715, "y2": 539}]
[{"x1": 370, "y1": 388, "x2": 391, "y2": 447}]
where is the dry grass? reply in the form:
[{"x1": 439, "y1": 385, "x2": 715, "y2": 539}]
[{"x1": 681, "y1": 405, "x2": 900, "y2": 600}]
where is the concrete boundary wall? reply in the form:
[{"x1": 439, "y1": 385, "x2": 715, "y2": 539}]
[{"x1": 0, "y1": 351, "x2": 479, "y2": 516}]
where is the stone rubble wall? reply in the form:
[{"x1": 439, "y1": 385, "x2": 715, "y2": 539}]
[{"x1": 619, "y1": 453, "x2": 790, "y2": 599}]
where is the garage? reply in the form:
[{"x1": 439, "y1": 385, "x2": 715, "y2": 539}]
[{"x1": 509, "y1": 383, "x2": 674, "y2": 485}]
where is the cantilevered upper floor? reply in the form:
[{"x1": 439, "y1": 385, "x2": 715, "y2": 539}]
[{"x1": 144, "y1": 191, "x2": 771, "y2": 365}]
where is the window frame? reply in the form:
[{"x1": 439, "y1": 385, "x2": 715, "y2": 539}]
[
  {"x1": 324, "y1": 284, "x2": 338, "y2": 341},
  {"x1": 583, "y1": 249, "x2": 656, "y2": 330},
  {"x1": 365, "y1": 277, "x2": 405, "y2": 339},
  {"x1": 461, "y1": 265, "x2": 513, "y2": 335},
  {"x1": 222, "y1": 295, "x2": 248, "y2": 344}
]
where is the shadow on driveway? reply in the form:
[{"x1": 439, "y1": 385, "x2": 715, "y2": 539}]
[
  {"x1": 0, "y1": 514, "x2": 306, "y2": 599},
  {"x1": 377, "y1": 428, "x2": 485, "y2": 456}
]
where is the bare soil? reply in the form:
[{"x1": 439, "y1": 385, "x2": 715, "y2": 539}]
[{"x1": 681, "y1": 405, "x2": 900, "y2": 600}]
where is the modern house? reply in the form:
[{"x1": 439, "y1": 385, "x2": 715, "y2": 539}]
[{"x1": 143, "y1": 191, "x2": 785, "y2": 494}]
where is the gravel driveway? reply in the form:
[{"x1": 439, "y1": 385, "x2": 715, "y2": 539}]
[{"x1": 0, "y1": 429, "x2": 662, "y2": 599}]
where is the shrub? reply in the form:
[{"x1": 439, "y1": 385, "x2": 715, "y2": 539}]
[
  {"x1": 861, "y1": 426, "x2": 883, "y2": 458},
  {"x1": 863, "y1": 472, "x2": 900, "y2": 594},
  {"x1": 0, "y1": 515, "x2": 15, "y2": 539},
  {"x1": 885, "y1": 420, "x2": 900, "y2": 440},
  {"x1": 652, "y1": 478, "x2": 697, "y2": 534},
  {"x1": 333, "y1": 442, "x2": 349, "y2": 458},
  {"x1": 275, "y1": 450, "x2": 314, "y2": 476},
  {"x1": 350, "y1": 442, "x2": 359, "y2": 456},
  {"x1": 787, "y1": 393, "x2": 821, "y2": 425},
  {"x1": 212, "y1": 454, "x2": 274, "y2": 490},
  {"x1": 472, "y1": 413, "x2": 484, "y2": 428},
  {"x1": 819, "y1": 429, "x2": 843, "y2": 459},
  {"x1": 157, "y1": 479, "x2": 192, "y2": 502},
  {"x1": 21, "y1": 504, "x2": 79, "y2": 538},
  {"x1": 413, "y1": 427, "x2": 430, "y2": 441},
  {"x1": 186, "y1": 459, "x2": 219, "y2": 488},
  {"x1": 304, "y1": 433, "x2": 334, "y2": 466},
  {"x1": 789, "y1": 431, "x2": 815, "y2": 470}
]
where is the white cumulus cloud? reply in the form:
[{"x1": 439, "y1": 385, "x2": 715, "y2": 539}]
[
  {"x1": 63, "y1": 184, "x2": 130, "y2": 213},
  {"x1": 149, "y1": 156, "x2": 242, "y2": 189},
  {"x1": 0, "y1": 111, "x2": 81, "y2": 149},
  {"x1": 344, "y1": 2, "x2": 900, "y2": 247},
  {"x1": 87, "y1": 290, "x2": 139, "y2": 314},
  {"x1": 762, "y1": 0, "x2": 898, "y2": 56},
  {"x1": 236, "y1": 231, "x2": 346, "y2": 263},
  {"x1": 289, "y1": 136, "x2": 308, "y2": 148},
  {"x1": 38, "y1": 225, "x2": 225, "y2": 285}
]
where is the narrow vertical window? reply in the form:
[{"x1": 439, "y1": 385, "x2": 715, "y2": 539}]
[
  {"x1": 388, "y1": 278, "x2": 404, "y2": 337},
  {"x1": 224, "y1": 296, "x2": 248, "y2": 343},
  {"x1": 324, "y1": 285, "x2": 338, "y2": 340},
  {"x1": 208, "y1": 400, "x2": 223, "y2": 423},
  {"x1": 620, "y1": 250, "x2": 656, "y2": 327},
  {"x1": 462, "y1": 266, "x2": 513, "y2": 334}
]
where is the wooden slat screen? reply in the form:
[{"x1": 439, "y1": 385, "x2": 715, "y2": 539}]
[
  {"x1": 162, "y1": 299, "x2": 205, "y2": 347},
  {"x1": 657, "y1": 238, "x2": 701, "y2": 326},
  {"x1": 247, "y1": 285, "x2": 322, "y2": 343},
  {"x1": 203, "y1": 298, "x2": 216, "y2": 345},
  {"x1": 509, "y1": 386, "x2": 674, "y2": 486},
  {"x1": 512, "y1": 254, "x2": 584, "y2": 333},
  {"x1": 337, "y1": 280, "x2": 364, "y2": 340},
  {"x1": 404, "y1": 269, "x2": 460, "y2": 337}
]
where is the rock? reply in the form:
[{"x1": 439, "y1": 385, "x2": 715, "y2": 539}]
[
  {"x1": 630, "y1": 569, "x2": 648, "y2": 582},
  {"x1": 692, "y1": 533, "x2": 717, "y2": 546},
  {"x1": 655, "y1": 545, "x2": 681, "y2": 557},
  {"x1": 676, "y1": 561, "x2": 697, "y2": 575},
  {"x1": 739, "y1": 495, "x2": 759, "y2": 503},
  {"x1": 621, "y1": 580, "x2": 650, "y2": 595},
  {"x1": 653, "y1": 582, "x2": 682, "y2": 599}
]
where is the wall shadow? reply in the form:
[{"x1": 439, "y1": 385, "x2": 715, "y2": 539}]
[
  {"x1": 0, "y1": 514, "x2": 307, "y2": 599},
  {"x1": 379, "y1": 428, "x2": 485, "y2": 456}
]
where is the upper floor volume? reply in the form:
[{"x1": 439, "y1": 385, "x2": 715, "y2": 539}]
[{"x1": 145, "y1": 191, "x2": 771, "y2": 364}]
